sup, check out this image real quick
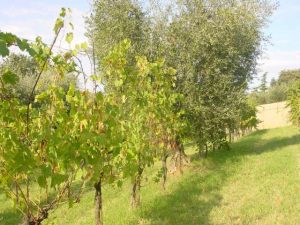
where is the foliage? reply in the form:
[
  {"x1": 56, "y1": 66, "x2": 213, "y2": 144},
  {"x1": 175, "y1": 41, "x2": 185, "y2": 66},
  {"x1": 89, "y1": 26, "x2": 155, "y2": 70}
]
[
  {"x1": 87, "y1": 0, "x2": 149, "y2": 62},
  {"x1": 160, "y1": 0, "x2": 271, "y2": 153},
  {"x1": 286, "y1": 70, "x2": 300, "y2": 126},
  {"x1": 0, "y1": 8, "x2": 99, "y2": 225},
  {"x1": 259, "y1": 72, "x2": 268, "y2": 93},
  {"x1": 277, "y1": 68, "x2": 300, "y2": 85},
  {"x1": 0, "y1": 0, "x2": 276, "y2": 224},
  {"x1": 248, "y1": 67, "x2": 300, "y2": 105},
  {"x1": 3, "y1": 127, "x2": 300, "y2": 225},
  {"x1": 0, "y1": 19, "x2": 181, "y2": 225},
  {"x1": 0, "y1": 54, "x2": 77, "y2": 103},
  {"x1": 87, "y1": 0, "x2": 273, "y2": 158},
  {"x1": 287, "y1": 81, "x2": 300, "y2": 126},
  {"x1": 250, "y1": 68, "x2": 300, "y2": 105},
  {"x1": 249, "y1": 83, "x2": 288, "y2": 105},
  {"x1": 100, "y1": 39, "x2": 181, "y2": 207}
]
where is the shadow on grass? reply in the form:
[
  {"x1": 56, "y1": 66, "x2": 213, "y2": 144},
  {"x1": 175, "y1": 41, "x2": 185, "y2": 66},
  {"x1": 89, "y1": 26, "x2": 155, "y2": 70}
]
[
  {"x1": 229, "y1": 128, "x2": 300, "y2": 158},
  {"x1": 250, "y1": 134, "x2": 300, "y2": 154},
  {"x1": 139, "y1": 168, "x2": 226, "y2": 225},
  {"x1": 137, "y1": 128, "x2": 300, "y2": 225}
]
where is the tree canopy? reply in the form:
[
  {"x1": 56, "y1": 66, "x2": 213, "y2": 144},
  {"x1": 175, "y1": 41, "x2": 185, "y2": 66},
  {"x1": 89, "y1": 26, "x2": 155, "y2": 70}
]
[{"x1": 0, "y1": 1, "x2": 276, "y2": 225}]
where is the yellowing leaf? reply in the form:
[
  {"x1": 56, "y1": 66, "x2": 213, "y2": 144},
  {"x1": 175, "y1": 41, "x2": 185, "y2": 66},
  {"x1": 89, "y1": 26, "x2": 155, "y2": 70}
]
[
  {"x1": 66, "y1": 32, "x2": 73, "y2": 44},
  {"x1": 122, "y1": 95, "x2": 126, "y2": 103}
]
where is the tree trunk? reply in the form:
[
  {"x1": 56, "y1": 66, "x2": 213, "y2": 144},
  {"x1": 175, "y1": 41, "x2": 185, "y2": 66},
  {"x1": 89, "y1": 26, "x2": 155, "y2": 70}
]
[
  {"x1": 94, "y1": 177, "x2": 103, "y2": 225},
  {"x1": 131, "y1": 167, "x2": 143, "y2": 208},
  {"x1": 22, "y1": 216, "x2": 29, "y2": 225},
  {"x1": 24, "y1": 178, "x2": 30, "y2": 225},
  {"x1": 23, "y1": 214, "x2": 40, "y2": 225},
  {"x1": 198, "y1": 146, "x2": 202, "y2": 158},
  {"x1": 15, "y1": 181, "x2": 19, "y2": 204},
  {"x1": 175, "y1": 138, "x2": 187, "y2": 174},
  {"x1": 179, "y1": 146, "x2": 182, "y2": 174},
  {"x1": 161, "y1": 154, "x2": 168, "y2": 190}
]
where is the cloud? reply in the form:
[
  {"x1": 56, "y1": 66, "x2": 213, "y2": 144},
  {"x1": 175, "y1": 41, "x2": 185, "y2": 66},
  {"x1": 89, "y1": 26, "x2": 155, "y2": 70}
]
[
  {"x1": 274, "y1": 2, "x2": 300, "y2": 17},
  {"x1": 0, "y1": 0, "x2": 92, "y2": 80},
  {"x1": 0, "y1": 0, "x2": 89, "y2": 44},
  {"x1": 256, "y1": 50, "x2": 300, "y2": 84},
  {"x1": 0, "y1": 8, "x2": 42, "y2": 17}
]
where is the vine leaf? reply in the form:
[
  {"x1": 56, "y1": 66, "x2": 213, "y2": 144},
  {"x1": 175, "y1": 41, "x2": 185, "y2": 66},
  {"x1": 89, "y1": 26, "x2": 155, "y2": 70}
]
[
  {"x1": 66, "y1": 32, "x2": 73, "y2": 44},
  {"x1": 2, "y1": 70, "x2": 19, "y2": 85},
  {"x1": 54, "y1": 18, "x2": 64, "y2": 34},
  {"x1": 0, "y1": 40, "x2": 9, "y2": 57}
]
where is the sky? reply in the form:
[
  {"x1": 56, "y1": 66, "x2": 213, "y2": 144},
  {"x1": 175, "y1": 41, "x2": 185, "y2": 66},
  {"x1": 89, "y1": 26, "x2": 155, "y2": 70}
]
[
  {"x1": 0, "y1": 0, "x2": 90, "y2": 44},
  {"x1": 1, "y1": 0, "x2": 300, "y2": 88},
  {"x1": 257, "y1": 0, "x2": 300, "y2": 87}
]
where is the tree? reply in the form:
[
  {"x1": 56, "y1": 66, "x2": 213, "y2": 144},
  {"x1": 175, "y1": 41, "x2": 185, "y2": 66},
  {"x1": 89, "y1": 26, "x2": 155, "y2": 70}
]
[
  {"x1": 87, "y1": 0, "x2": 149, "y2": 63},
  {"x1": 249, "y1": 76, "x2": 289, "y2": 105},
  {"x1": 278, "y1": 69, "x2": 300, "y2": 85},
  {"x1": 260, "y1": 72, "x2": 268, "y2": 93},
  {"x1": 159, "y1": 0, "x2": 274, "y2": 155},
  {"x1": 0, "y1": 53, "x2": 77, "y2": 104},
  {"x1": 270, "y1": 77, "x2": 277, "y2": 87},
  {"x1": 0, "y1": 1, "x2": 277, "y2": 224},
  {"x1": 287, "y1": 81, "x2": 300, "y2": 127},
  {"x1": 0, "y1": 9, "x2": 97, "y2": 225},
  {"x1": 268, "y1": 83, "x2": 288, "y2": 103},
  {"x1": 100, "y1": 39, "x2": 180, "y2": 208}
]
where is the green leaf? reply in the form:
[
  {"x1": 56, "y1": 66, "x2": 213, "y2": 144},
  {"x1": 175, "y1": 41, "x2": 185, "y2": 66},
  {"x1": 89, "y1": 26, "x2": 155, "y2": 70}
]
[
  {"x1": 117, "y1": 180, "x2": 123, "y2": 188},
  {"x1": 60, "y1": 7, "x2": 66, "y2": 17},
  {"x1": 35, "y1": 91, "x2": 48, "y2": 102},
  {"x1": 81, "y1": 42, "x2": 88, "y2": 50},
  {"x1": 90, "y1": 74, "x2": 99, "y2": 83},
  {"x1": 67, "y1": 83, "x2": 75, "y2": 96},
  {"x1": 16, "y1": 38, "x2": 29, "y2": 51},
  {"x1": 114, "y1": 79, "x2": 123, "y2": 87},
  {"x1": 2, "y1": 70, "x2": 19, "y2": 85},
  {"x1": 66, "y1": 32, "x2": 73, "y2": 44},
  {"x1": 27, "y1": 47, "x2": 37, "y2": 57},
  {"x1": 96, "y1": 134, "x2": 106, "y2": 145},
  {"x1": 96, "y1": 92, "x2": 104, "y2": 102},
  {"x1": 0, "y1": 32, "x2": 17, "y2": 45},
  {"x1": 37, "y1": 176, "x2": 47, "y2": 188},
  {"x1": 54, "y1": 18, "x2": 64, "y2": 34},
  {"x1": 0, "y1": 40, "x2": 9, "y2": 57},
  {"x1": 51, "y1": 173, "x2": 68, "y2": 187}
]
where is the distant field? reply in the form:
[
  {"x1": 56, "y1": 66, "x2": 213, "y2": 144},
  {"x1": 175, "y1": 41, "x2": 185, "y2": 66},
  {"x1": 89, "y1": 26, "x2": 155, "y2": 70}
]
[
  {"x1": 1, "y1": 126, "x2": 300, "y2": 225},
  {"x1": 257, "y1": 101, "x2": 291, "y2": 129}
]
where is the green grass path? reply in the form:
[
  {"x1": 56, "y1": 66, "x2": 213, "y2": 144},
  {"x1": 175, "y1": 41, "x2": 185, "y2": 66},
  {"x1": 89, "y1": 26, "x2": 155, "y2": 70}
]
[{"x1": 1, "y1": 126, "x2": 300, "y2": 225}]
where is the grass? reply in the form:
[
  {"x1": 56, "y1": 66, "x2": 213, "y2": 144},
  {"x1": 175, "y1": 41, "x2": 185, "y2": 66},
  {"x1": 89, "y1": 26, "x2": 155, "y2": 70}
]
[{"x1": 1, "y1": 126, "x2": 300, "y2": 224}]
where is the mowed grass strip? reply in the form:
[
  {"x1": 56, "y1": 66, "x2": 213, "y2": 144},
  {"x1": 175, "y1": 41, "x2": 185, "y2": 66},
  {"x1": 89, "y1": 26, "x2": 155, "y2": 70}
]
[{"x1": 1, "y1": 126, "x2": 300, "y2": 225}]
